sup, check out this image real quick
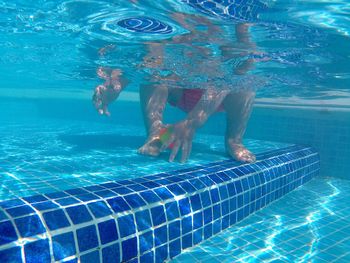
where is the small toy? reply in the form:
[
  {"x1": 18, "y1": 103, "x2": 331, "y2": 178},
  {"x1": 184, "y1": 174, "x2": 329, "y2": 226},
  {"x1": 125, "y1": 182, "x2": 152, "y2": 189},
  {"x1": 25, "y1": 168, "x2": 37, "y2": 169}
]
[{"x1": 159, "y1": 127, "x2": 174, "y2": 149}]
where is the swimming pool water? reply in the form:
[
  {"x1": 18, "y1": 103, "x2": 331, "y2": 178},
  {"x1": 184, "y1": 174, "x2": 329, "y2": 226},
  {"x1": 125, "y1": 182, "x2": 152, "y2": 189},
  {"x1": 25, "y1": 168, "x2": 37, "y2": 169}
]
[
  {"x1": 0, "y1": 0, "x2": 350, "y2": 262},
  {"x1": 1, "y1": 0, "x2": 349, "y2": 98},
  {"x1": 171, "y1": 177, "x2": 350, "y2": 263},
  {"x1": 0, "y1": 118, "x2": 290, "y2": 201},
  {"x1": 0, "y1": 144, "x2": 319, "y2": 263}
]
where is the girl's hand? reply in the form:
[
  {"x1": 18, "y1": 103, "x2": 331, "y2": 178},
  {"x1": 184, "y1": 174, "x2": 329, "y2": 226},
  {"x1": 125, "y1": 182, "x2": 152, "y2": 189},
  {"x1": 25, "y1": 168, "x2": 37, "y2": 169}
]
[{"x1": 160, "y1": 120, "x2": 196, "y2": 162}]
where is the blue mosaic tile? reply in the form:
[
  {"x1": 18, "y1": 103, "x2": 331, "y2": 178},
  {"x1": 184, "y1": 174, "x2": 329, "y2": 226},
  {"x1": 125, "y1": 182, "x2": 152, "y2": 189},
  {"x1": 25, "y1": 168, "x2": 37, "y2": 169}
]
[
  {"x1": 124, "y1": 194, "x2": 147, "y2": 208},
  {"x1": 182, "y1": 216, "x2": 192, "y2": 234},
  {"x1": 224, "y1": 169, "x2": 239, "y2": 179},
  {"x1": 140, "y1": 251, "x2": 154, "y2": 263},
  {"x1": 140, "y1": 190, "x2": 162, "y2": 203},
  {"x1": 80, "y1": 250, "x2": 100, "y2": 263},
  {"x1": 200, "y1": 191, "x2": 211, "y2": 207},
  {"x1": 115, "y1": 180, "x2": 133, "y2": 186},
  {"x1": 142, "y1": 175, "x2": 159, "y2": 181},
  {"x1": 66, "y1": 205, "x2": 92, "y2": 224},
  {"x1": 15, "y1": 215, "x2": 45, "y2": 238},
  {"x1": 242, "y1": 178, "x2": 250, "y2": 191},
  {"x1": 204, "y1": 223, "x2": 213, "y2": 239},
  {"x1": 198, "y1": 176, "x2": 216, "y2": 187},
  {"x1": 76, "y1": 225, "x2": 99, "y2": 252},
  {"x1": 204, "y1": 208, "x2": 213, "y2": 224},
  {"x1": 45, "y1": 191, "x2": 68, "y2": 199},
  {"x1": 111, "y1": 187, "x2": 132, "y2": 195},
  {"x1": 0, "y1": 199, "x2": 25, "y2": 209},
  {"x1": 32, "y1": 201, "x2": 58, "y2": 211},
  {"x1": 135, "y1": 209, "x2": 152, "y2": 231},
  {"x1": 192, "y1": 167, "x2": 208, "y2": 175},
  {"x1": 6, "y1": 205, "x2": 35, "y2": 217},
  {"x1": 98, "y1": 219, "x2": 118, "y2": 245},
  {"x1": 24, "y1": 239, "x2": 50, "y2": 263},
  {"x1": 52, "y1": 232, "x2": 76, "y2": 261},
  {"x1": 234, "y1": 180, "x2": 243, "y2": 194},
  {"x1": 141, "y1": 181, "x2": 160, "y2": 189},
  {"x1": 118, "y1": 214, "x2": 136, "y2": 238},
  {"x1": 167, "y1": 184, "x2": 186, "y2": 195},
  {"x1": 156, "y1": 244, "x2": 168, "y2": 262},
  {"x1": 23, "y1": 195, "x2": 48, "y2": 204},
  {"x1": 169, "y1": 220, "x2": 181, "y2": 240},
  {"x1": 165, "y1": 201, "x2": 180, "y2": 221},
  {"x1": 222, "y1": 214, "x2": 230, "y2": 230},
  {"x1": 88, "y1": 201, "x2": 113, "y2": 218},
  {"x1": 179, "y1": 182, "x2": 196, "y2": 193},
  {"x1": 237, "y1": 208, "x2": 245, "y2": 221},
  {"x1": 0, "y1": 246, "x2": 22, "y2": 262},
  {"x1": 102, "y1": 244, "x2": 120, "y2": 263},
  {"x1": 127, "y1": 184, "x2": 148, "y2": 192},
  {"x1": 107, "y1": 197, "x2": 131, "y2": 213},
  {"x1": 65, "y1": 188, "x2": 89, "y2": 196},
  {"x1": 55, "y1": 197, "x2": 80, "y2": 206},
  {"x1": 213, "y1": 204, "x2": 221, "y2": 220},
  {"x1": 43, "y1": 209, "x2": 71, "y2": 231},
  {"x1": 151, "y1": 205, "x2": 166, "y2": 226},
  {"x1": 210, "y1": 188, "x2": 220, "y2": 204},
  {"x1": 122, "y1": 237, "x2": 137, "y2": 261},
  {"x1": 179, "y1": 198, "x2": 191, "y2": 216},
  {"x1": 193, "y1": 228, "x2": 202, "y2": 245},
  {"x1": 133, "y1": 177, "x2": 149, "y2": 184},
  {"x1": 0, "y1": 146, "x2": 320, "y2": 263},
  {"x1": 95, "y1": 190, "x2": 116, "y2": 198},
  {"x1": 0, "y1": 210, "x2": 8, "y2": 221},
  {"x1": 139, "y1": 230, "x2": 153, "y2": 254},
  {"x1": 76, "y1": 193, "x2": 99, "y2": 202},
  {"x1": 0, "y1": 220, "x2": 17, "y2": 245},
  {"x1": 167, "y1": 176, "x2": 183, "y2": 183},
  {"x1": 182, "y1": 233, "x2": 192, "y2": 249},
  {"x1": 213, "y1": 219, "x2": 222, "y2": 235},
  {"x1": 169, "y1": 238, "x2": 181, "y2": 259},
  {"x1": 154, "y1": 187, "x2": 173, "y2": 200},
  {"x1": 208, "y1": 173, "x2": 224, "y2": 184},
  {"x1": 216, "y1": 171, "x2": 231, "y2": 181},
  {"x1": 190, "y1": 194, "x2": 202, "y2": 211},
  {"x1": 222, "y1": 200, "x2": 229, "y2": 216},
  {"x1": 193, "y1": 212, "x2": 203, "y2": 229},
  {"x1": 154, "y1": 225, "x2": 167, "y2": 246},
  {"x1": 219, "y1": 185, "x2": 229, "y2": 200},
  {"x1": 154, "y1": 178, "x2": 172, "y2": 185},
  {"x1": 83, "y1": 185, "x2": 104, "y2": 192}
]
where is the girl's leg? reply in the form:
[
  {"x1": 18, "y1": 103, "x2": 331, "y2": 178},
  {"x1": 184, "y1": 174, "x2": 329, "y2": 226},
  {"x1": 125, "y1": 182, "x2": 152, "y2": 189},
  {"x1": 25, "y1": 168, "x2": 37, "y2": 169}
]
[
  {"x1": 223, "y1": 90, "x2": 256, "y2": 162},
  {"x1": 138, "y1": 84, "x2": 169, "y2": 156}
]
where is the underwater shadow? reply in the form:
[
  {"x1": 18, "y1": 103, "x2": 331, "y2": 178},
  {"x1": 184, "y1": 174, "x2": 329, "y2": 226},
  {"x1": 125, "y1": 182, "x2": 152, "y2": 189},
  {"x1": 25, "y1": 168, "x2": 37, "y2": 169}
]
[
  {"x1": 59, "y1": 134, "x2": 145, "y2": 150},
  {"x1": 58, "y1": 134, "x2": 225, "y2": 157}
]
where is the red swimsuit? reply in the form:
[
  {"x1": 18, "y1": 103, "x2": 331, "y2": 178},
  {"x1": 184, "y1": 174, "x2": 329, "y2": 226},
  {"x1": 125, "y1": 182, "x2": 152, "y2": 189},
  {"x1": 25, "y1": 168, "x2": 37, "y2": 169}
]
[{"x1": 169, "y1": 89, "x2": 224, "y2": 113}]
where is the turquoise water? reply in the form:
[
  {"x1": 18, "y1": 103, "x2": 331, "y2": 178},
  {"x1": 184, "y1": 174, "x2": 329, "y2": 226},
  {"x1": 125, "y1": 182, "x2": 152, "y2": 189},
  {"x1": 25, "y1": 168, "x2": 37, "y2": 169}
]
[
  {"x1": 0, "y1": 117, "x2": 290, "y2": 201},
  {"x1": 1, "y1": 0, "x2": 350, "y2": 262},
  {"x1": 0, "y1": 0, "x2": 349, "y2": 99},
  {"x1": 171, "y1": 177, "x2": 350, "y2": 262}
]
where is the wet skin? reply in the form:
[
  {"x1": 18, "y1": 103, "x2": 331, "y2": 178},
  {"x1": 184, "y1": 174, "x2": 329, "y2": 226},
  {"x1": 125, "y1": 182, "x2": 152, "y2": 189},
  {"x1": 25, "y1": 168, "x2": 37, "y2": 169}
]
[{"x1": 93, "y1": 14, "x2": 261, "y2": 163}]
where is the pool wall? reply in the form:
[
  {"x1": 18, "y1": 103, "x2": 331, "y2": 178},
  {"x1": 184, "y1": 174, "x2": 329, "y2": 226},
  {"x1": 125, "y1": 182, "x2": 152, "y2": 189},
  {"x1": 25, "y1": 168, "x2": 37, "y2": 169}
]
[
  {"x1": 0, "y1": 97, "x2": 347, "y2": 179},
  {"x1": 0, "y1": 145, "x2": 319, "y2": 262},
  {"x1": 245, "y1": 106, "x2": 350, "y2": 179}
]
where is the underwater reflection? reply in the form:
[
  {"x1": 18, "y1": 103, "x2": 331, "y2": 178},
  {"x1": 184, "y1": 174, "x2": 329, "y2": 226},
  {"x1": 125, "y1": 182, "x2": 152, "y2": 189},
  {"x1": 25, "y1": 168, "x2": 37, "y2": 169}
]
[{"x1": 92, "y1": 8, "x2": 269, "y2": 163}]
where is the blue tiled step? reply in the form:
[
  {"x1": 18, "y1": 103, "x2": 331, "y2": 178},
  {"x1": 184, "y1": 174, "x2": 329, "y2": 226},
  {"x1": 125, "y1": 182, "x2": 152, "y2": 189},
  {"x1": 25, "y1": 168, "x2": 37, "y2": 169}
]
[{"x1": 0, "y1": 145, "x2": 320, "y2": 263}]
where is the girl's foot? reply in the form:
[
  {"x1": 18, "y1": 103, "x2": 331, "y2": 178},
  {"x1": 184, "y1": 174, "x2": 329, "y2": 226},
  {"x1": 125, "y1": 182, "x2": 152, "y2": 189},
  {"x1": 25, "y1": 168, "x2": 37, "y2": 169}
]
[
  {"x1": 225, "y1": 138, "x2": 256, "y2": 163},
  {"x1": 138, "y1": 136, "x2": 162, "y2": 157}
]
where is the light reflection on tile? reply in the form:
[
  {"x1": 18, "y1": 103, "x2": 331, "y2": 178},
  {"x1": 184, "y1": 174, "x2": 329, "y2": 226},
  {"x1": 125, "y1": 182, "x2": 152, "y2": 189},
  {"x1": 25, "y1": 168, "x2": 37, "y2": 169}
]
[{"x1": 171, "y1": 178, "x2": 350, "y2": 263}]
